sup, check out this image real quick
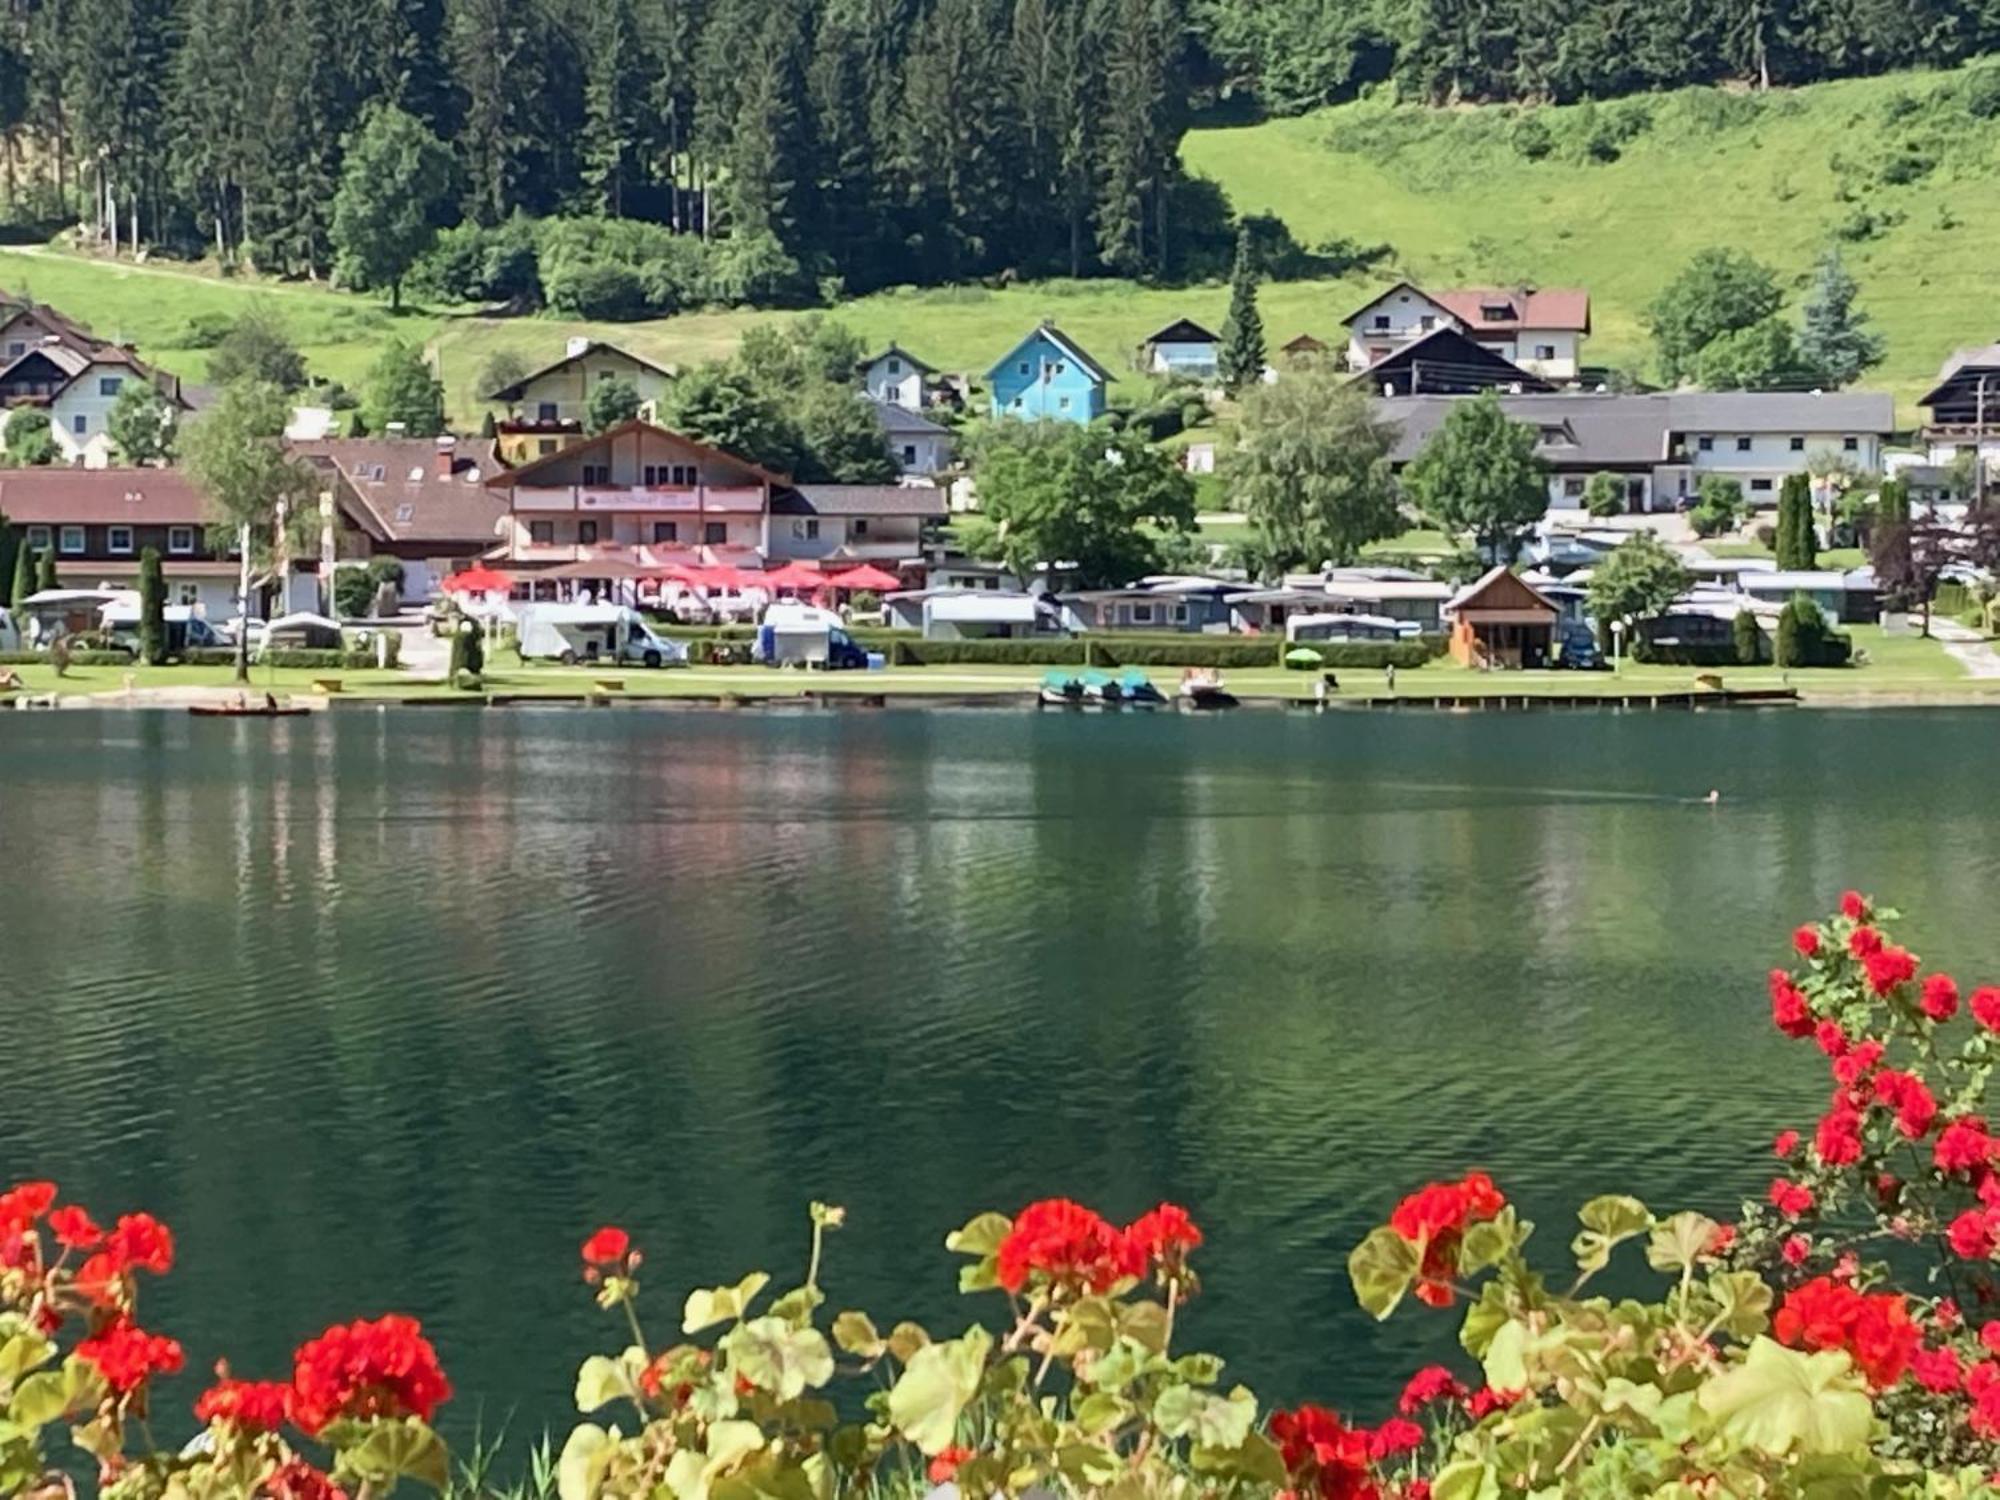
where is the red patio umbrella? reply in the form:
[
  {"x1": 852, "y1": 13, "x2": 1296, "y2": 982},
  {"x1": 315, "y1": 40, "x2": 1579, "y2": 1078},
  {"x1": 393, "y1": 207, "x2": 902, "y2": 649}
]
[
  {"x1": 440, "y1": 565, "x2": 514, "y2": 593},
  {"x1": 760, "y1": 562, "x2": 829, "y2": 591},
  {"x1": 825, "y1": 564, "x2": 902, "y2": 592}
]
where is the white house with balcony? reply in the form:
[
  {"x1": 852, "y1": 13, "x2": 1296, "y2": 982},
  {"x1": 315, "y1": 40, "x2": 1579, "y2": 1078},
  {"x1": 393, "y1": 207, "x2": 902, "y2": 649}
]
[
  {"x1": 766, "y1": 484, "x2": 947, "y2": 565},
  {"x1": 1344, "y1": 282, "x2": 1591, "y2": 381},
  {"x1": 486, "y1": 419, "x2": 777, "y2": 569},
  {"x1": 487, "y1": 340, "x2": 675, "y2": 466}
]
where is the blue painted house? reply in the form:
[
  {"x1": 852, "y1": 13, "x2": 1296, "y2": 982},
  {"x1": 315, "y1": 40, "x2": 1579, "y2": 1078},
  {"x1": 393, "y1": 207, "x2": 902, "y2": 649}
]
[{"x1": 986, "y1": 324, "x2": 1112, "y2": 425}]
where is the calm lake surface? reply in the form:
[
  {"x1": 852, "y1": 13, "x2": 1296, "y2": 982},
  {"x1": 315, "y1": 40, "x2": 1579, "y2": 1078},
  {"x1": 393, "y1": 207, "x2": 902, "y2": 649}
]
[{"x1": 5, "y1": 706, "x2": 2000, "y2": 1434}]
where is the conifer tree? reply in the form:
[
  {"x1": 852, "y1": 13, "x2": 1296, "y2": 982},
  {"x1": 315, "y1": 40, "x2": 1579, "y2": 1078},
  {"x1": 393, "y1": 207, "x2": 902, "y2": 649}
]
[
  {"x1": 1775, "y1": 472, "x2": 1818, "y2": 570},
  {"x1": 1218, "y1": 226, "x2": 1265, "y2": 391}
]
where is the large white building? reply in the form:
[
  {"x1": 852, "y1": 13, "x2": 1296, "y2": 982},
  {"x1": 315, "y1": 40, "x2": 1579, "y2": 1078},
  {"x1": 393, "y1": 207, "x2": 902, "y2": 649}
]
[
  {"x1": 1344, "y1": 282, "x2": 1591, "y2": 381},
  {"x1": 1378, "y1": 390, "x2": 1895, "y2": 514}
]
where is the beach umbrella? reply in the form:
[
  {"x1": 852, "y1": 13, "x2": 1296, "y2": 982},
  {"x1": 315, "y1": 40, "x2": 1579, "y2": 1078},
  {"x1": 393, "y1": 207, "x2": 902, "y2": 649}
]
[
  {"x1": 440, "y1": 565, "x2": 514, "y2": 594},
  {"x1": 826, "y1": 564, "x2": 902, "y2": 592},
  {"x1": 1284, "y1": 647, "x2": 1324, "y2": 668},
  {"x1": 761, "y1": 562, "x2": 829, "y2": 591}
]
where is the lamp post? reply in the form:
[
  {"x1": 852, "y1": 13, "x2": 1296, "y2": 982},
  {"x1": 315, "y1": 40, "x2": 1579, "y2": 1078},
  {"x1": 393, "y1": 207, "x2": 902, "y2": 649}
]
[{"x1": 1611, "y1": 618, "x2": 1627, "y2": 676}]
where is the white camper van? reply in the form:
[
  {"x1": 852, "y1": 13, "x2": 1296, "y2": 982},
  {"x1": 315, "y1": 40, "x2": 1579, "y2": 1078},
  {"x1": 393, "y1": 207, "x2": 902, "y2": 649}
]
[{"x1": 515, "y1": 604, "x2": 687, "y2": 668}]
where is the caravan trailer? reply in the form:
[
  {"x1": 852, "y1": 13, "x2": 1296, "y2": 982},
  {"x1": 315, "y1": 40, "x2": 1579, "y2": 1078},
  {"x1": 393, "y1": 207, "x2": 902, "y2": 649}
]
[{"x1": 515, "y1": 604, "x2": 688, "y2": 668}]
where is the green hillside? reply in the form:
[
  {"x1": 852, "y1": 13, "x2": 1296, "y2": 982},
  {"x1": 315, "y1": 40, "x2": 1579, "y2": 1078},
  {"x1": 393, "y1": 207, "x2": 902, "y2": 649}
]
[
  {"x1": 1184, "y1": 68, "x2": 2000, "y2": 411},
  {"x1": 4, "y1": 64, "x2": 1996, "y2": 426}
]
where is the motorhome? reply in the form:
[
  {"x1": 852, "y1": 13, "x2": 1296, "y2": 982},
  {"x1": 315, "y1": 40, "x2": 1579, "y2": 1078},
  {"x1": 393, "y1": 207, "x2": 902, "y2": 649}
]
[
  {"x1": 754, "y1": 602, "x2": 868, "y2": 670},
  {"x1": 1285, "y1": 612, "x2": 1416, "y2": 643},
  {"x1": 515, "y1": 604, "x2": 687, "y2": 668}
]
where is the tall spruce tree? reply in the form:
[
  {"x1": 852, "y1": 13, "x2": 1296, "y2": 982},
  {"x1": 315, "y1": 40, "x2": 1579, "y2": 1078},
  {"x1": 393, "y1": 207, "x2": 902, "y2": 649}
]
[
  {"x1": 137, "y1": 545, "x2": 165, "y2": 664},
  {"x1": 447, "y1": 0, "x2": 539, "y2": 222},
  {"x1": 8, "y1": 536, "x2": 32, "y2": 609},
  {"x1": 1798, "y1": 249, "x2": 1885, "y2": 388},
  {"x1": 1775, "y1": 472, "x2": 1819, "y2": 570},
  {"x1": 1218, "y1": 226, "x2": 1265, "y2": 391},
  {"x1": 580, "y1": 0, "x2": 645, "y2": 216}
]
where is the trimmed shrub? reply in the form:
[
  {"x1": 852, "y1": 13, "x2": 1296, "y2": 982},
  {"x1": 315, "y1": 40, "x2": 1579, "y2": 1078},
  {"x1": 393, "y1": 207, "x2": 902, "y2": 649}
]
[
  {"x1": 1629, "y1": 639, "x2": 1741, "y2": 667},
  {"x1": 1775, "y1": 595, "x2": 1852, "y2": 668},
  {"x1": 1732, "y1": 609, "x2": 1765, "y2": 666},
  {"x1": 892, "y1": 639, "x2": 1087, "y2": 666}
]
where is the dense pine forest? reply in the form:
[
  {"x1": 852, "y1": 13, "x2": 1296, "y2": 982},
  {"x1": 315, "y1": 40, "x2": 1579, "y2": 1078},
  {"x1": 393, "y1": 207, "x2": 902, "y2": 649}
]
[{"x1": 6, "y1": 0, "x2": 2000, "y2": 311}]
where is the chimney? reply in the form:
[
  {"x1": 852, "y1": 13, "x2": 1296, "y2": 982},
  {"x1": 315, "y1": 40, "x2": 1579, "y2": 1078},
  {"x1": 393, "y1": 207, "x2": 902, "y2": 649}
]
[
  {"x1": 434, "y1": 434, "x2": 457, "y2": 478},
  {"x1": 566, "y1": 336, "x2": 592, "y2": 358}
]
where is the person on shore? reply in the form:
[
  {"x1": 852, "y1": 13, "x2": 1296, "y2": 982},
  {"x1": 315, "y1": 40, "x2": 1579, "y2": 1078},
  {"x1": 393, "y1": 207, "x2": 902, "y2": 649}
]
[{"x1": 1385, "y1": 662, "x2": 1397, "y2": 692}]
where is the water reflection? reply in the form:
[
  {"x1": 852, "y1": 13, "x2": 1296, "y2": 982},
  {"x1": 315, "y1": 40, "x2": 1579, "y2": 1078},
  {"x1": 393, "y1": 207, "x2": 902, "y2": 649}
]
[{"x1": 2, "y1": 707, "x2": 1998, "y2": 1435}]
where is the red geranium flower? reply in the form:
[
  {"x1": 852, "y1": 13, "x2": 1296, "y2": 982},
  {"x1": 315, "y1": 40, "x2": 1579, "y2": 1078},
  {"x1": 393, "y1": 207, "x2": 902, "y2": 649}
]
[
  {"x1": 1873, "y1": 1070, "x2": 1938, "y2": 1140},
  {"x1": 1863, "y1": 944, "x2": 1919, "y2": 996},
  {"x1": 1466, "y1": 1386, "x2": 1524, "y2": 1419},
  {"x1": 46, "y1": 1204, "x2": 103, "y2": 1250},
  {"x1": 288, "y1": 1314, "x2": 452, "y2": 1436},
  {"x1": 581, "y1": 1226, "x2": 630, "y2": 1266},
  {"x1": 1937, "y1": 1118, "x2": 1996, "y2": 1175},
  {"x1": 105, "y1": 1212, "x2": 174, "y2": 1275},
  {"x1": 1832, "y1": 1040, "x2": 1884, "y2": 1088},
  {"x1": 1387, "y1": 1172, "x2": 1506, "y2": 1308},
  {"x1": 1974, "y1": 987, "x2": 2000, "y2": 1033},
  {"x1": 1923, "y1": 973, "x2": 1960, "y2": 1021},
  {"x1": 1367, "y1": 1418, "x2": 1424, "y2": 1459},
  {"x1": 1912, "y1": 1345, "x2": 1964, "y2": 1393},
  {"x1": 1841, "y1": 890, "x2": 1868, "y2": 920},
  {"x1": 0, "y1": 1181, "x2": 57, "y2": 1229},
  {"x1": 1773, "y1": 1130, "x2": 1799, "y2": 1157},
  {"x1": 1793, "y1": 926, "x2": 1820, "y2": 957},
  {"x1": 1269, "y1": 1404, "x2": 1381, "y2": 1500},
  {"x1": 995, "y1": 1199, "x2": 1140, "y2": 1296},
  {"x1": 1782, "y1": 1235, "x2": 1811, "y2": 1265},
  {"x1": 1773, "y1": 1275, "x2": 1918, "y2": 1388},
  {"x1": 265, "y1": 1458, "x2": 349, "y2": 1500},
  {"x1": 196, "y1": 1375, "x2": 294, "y2": 1432},
  {"x1": 1814, "y1": 1020, "x2": 1849, "y2": 1058},
  {"x1": 1769, "y1": 1178, "x2": 1814, "y2": 1217},
  {"x1": 927, "y1": 1446, "x2": 975, "y2": 1484},
  {"x1": 1397, "y1": 1365, "x2": 1467, "y2": 1414},
  {"x1": 1850, "y1": 926, "x2": 1884, "y2": 958},
  {"x1": 1770, "y1": 973, "x2": 1813, "y2": 1038},
  {"x1": 1814, "y1": 1104, "x2": 1863, "y2": 1167},
  {"x1": 76, "y1": 1315, "x2": 185, "y2": 1395},
  {"x1": 1706, "y1": 1223, "x2": 1738, "y2": 1257},
  {"x1": 1123, "y1": 1202, "x2": 1202, "y2": 1268},
  {"x1": 1949, "y1": 1208, "x2": 1999, "y2": 1261}
]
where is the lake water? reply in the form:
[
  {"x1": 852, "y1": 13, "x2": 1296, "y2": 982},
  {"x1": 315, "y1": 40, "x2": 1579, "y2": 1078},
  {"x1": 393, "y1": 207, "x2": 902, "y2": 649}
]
[{"x1": 4, "y1": 706, "x2": 2000, "y2": 1437}]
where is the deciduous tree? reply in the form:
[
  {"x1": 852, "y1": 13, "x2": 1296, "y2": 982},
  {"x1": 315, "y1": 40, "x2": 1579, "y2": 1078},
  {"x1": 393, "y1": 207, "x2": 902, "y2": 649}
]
[
  {"x1": 1646, "y1": 249, "x2": 1784, "y2": 385},
  {"x1": 331, "y1": 102, "x2": 453, "y2": 310},
  {"x1": 363, "y1": 341, "x2": 447, "y2": 436},
  {"x1": 107, "y1": 381, "x2": 175, "y2": 464},
  {"x1": 586, "y1": 375, "x2": 642, "y2": 434},
  {"x1": 1586, "y1": 531, "x2": 1692, "y2": 629},
  {"x1": 1229, "y1": 371, "x2": 1398, "y2": 571},
  {"x1": 1400, "y1": 390, "x2": 1548, "y2": 561}
]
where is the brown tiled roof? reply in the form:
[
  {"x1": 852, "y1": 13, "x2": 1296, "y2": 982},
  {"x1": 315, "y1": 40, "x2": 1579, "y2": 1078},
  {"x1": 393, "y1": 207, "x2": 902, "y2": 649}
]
[
  {"x1": 1431, "y1": 287, "x2": 1590, "y2": 334},
  {"x1": 0, "y1": 467, "x2": 209, "y2": 523},
  {"x1": 293, "y1": 437, "x2": 509, "y2": 546},
  {"x1": 0, "y1": 297, "x2": 109, "y2": 355}
]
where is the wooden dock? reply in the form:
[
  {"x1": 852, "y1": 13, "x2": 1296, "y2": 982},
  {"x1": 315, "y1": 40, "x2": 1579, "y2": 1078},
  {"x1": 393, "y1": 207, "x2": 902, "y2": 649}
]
[{"x1": 1283, "y1": 687, "x2": 1801, "y2": 712}]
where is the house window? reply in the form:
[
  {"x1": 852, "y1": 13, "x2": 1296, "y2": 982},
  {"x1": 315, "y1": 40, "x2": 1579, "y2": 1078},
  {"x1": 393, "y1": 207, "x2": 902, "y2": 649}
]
[
  {"x1": 1534, "y1": 344, "x2": 1556, "y2": 360},
  {"x1": 1372, "y1": 314, "x2": 1390, "y2": 330},
  {"x1": 71, "y1": 413, "x2": 87, "y2": 435},
  {"x1": 1790, "y1": 437, "x2": 1805, "y2": 452},
  {"x1": 703, "y1": 521, "x2": 726, "y2": 545},
  {"x1": 1735, "y1": 436, "x2": 1752, "y2": 452},
  {"x1": 901, "y1": 444, "x2": 917, "y2": 466},
  {"x1": 1843, "y1": 436, "x2": 1859, "y2": 452},
  {"x1": 673, "y1": 465, "x2": 696, "y2": 486},
  {"x1": 577, "y1": 519, "x2": 599, "y2": 545},
  {"x1": 853, "y1": 519, "x2": 868, "y2": 537},
  {"x1": 5, "y1": 341, "x2": 21, "y2": 358},
  {"x1": 538, "y1": 439, "x2": 557, "y2": 456},
  {"x1": 1419, "y1": 315, "x2": 1436, "y2": 332},
  {"x1": 59, "y1": 526, "x2": 84, "y2": 554},
  {"x1": 1750, "y1": 478, "x2": 1773, "y2": 493},
  {"x1": 1012, "y1": 396, "x2": 1023, "y2": 409},
  {"x1": 108, "y1": 526, "x2": 133, "y2": 554},
  {"x1": 176, "y1": 584, "x2": 198, "y2": 606},
  {"x1": 537, "y1": 401, "x2": 558, "y2": 421},
  {"x1": 167, "y1": 526, "x2": 194, "y2": 555},
  {"x1": 792, "y1": 519, "x2": 820, "y2": 540},
  {"x1": 887, "y1": 358, "x2": 901, "y2": 375},
  {"x1": 98, "y1": 376, "x2": 122, "y2": 397},
  {"x1": 1053, "y1": 361, "x2": 1066, "y2": 375},
  {"x1": 1018, "y1": 362, "x2": 1031, "y2": 376},
  {"x1": 652, "y1": 522, "x2": 678, "y2": 543},
  {"x1": 25, "y1": 525, "x2": 50, "y2": 551},
  {"x1": 1563, "y1": 478, "x2": 1585, "y2": 498},
  {"x1": 1697, "y1": 436, "x2": 1714, "y2": 452},
  {"x1": 1132, "y1": 603, "x2": 1155, "y2": 624},
  {"x1": 581, "y1": 463, "x2": 610, "y2": 485},
  {"x1": 1058, "y1": 396, "x2": 1071, "y2": 411},
  {"x1": 529, "y1": 520, "x2": 555, "y2": 544},
  {"x1": 1171, "y1": 602, "x2": 1188, "y2": 624}
]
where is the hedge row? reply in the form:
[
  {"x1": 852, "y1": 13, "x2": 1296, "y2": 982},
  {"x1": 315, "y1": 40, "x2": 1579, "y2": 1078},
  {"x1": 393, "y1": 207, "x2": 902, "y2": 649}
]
[
  {"x1": 183, "y1": 647, "x2": 400, "y2": 670},
  {"x1": 649, "y1": 622, "x2": 915, "y2": 648},
  {"x1": 887, "y1": 635, "x2": 1446, "y2": 669},
  {"x1": 1629, "y1": 641, "x2": 1744, "y2": 668},
  {"x1": 0, "y1": 650, "x2": 137, "y2": 667}
]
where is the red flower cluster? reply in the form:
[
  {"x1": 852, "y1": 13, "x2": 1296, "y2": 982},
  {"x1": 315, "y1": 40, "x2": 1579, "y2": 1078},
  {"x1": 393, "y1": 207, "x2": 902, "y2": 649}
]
[
  {"x1": 927, "y1": 1445, "x2": 975, "y2": 1483},
  {"x1": 1387, "y1": 1172, "x2": 1506, "y2": 1308},
  {"x1": 1772, "y1": 1276, "x2": 1920, "y2": 1388},
  {"x1": 1769, "y1": 970, "x2": 1813, "y2": 1038},
  {"x1": 1841, "y1": 890, "x2": 1869, "y2": 921},
  {"x1": 1768, "y1": 1178, "x2": 1814, "y2": 1218},
  {"x1": 1949, "y1": 1207, "x2": 1999, "y2": 1260},
  {"x1": 265, "y1": 1458, "x2": 349, "y2": 1500},
  {"x1": 1793, "y1": 925, "x2": 1821, "y2": 957},
  {"x1": 76, "y1": 1315, "x2": 185, "y2": 1395},
  {"x1": 1936, "y1": 1118, "x2": 1995, "y2": 1176},
  {"x1": 1923, "y1": 973, "x2": 1960, "y2": 1022},
  {"x1": 195, "y1": 1375, "x2": 294, "y2": 1432},
  {"x1": 1975, "y1": 987, "x2": 2000, "y2": 1033},
  {"x1": 1269, "y1": 1404, "x2": 1414, "y2": 1500},
  {"x1": 288, "y1": 1314, "x2": 452, "y2": 1437},
  {"x1": 581, "y1": 1226, "x2": 631, "y2": 1267},
  {"x1": 1872, "y1": 1070, "x2": 1937, "y2": 1140},
  {"x1": 1396, "y1": 1366, "x2": 1467, "y2": 1415},
  {"x1": 994, "y1": 1199, "x2": 1201, "y2": 1296}
]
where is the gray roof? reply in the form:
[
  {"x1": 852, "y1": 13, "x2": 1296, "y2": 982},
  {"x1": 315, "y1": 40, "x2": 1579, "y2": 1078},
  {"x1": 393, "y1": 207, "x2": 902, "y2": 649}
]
[
  {"x1": 778, "y1": 484, "x2": 949, "y2": 518},
  {"x1": 1376, "y1": 391, "x2": 1895, "y2": 466},
  {"x1": 868, "y1": 398, "x2": 949, "y2": 435}
]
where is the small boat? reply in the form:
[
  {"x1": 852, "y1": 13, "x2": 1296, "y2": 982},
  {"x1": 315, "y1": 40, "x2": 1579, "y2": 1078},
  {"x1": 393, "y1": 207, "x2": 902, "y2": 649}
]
[
  {"x1": 1079, "y1": 669, "x2": 1125, "y2": 706},
  {"x1": 1178, "y1": 668, "x2": 1238, "y2": 710},
  {"x1": 189, "y1": 703, "x2": 310, "y2": 718},
  {"x1": 1038, "y1": 670, "x2": 1083, "y2": 707},
  {"x1": 1117, "y1": 669, "x2": 1165, "y2": 707}
]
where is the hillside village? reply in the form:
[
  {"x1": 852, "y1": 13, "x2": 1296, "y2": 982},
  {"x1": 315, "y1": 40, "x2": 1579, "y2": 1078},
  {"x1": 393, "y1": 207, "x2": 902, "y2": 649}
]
[{"x1": 0, "y1": 240, "x2": 1996, "y2": 695}]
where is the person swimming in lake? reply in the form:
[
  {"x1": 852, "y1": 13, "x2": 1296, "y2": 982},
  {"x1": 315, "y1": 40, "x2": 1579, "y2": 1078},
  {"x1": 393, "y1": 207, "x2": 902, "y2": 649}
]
[{"x1": 1705, "y1": 789, "x2": 1721, "y2": 805}]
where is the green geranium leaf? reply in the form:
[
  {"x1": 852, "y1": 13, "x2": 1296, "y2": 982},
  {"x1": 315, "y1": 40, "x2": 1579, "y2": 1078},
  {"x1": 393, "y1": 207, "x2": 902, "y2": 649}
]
[
  {"x1": 945, "y1": 1213, "x2": 1012, "y2": 1257},
  {"x1": 1708, "y1": 1271, "x2": 1775, "y2": 1340},
  {"x1": 767, "y1": 1286, "x2": 825, "y2": 1326},
  {"x1": 886, "y1": 1322, "x2": 930, "y2": 1364},
  {"x1": 831, "y1": 1311, "x2": 884, "y2": 1359},
  {"x1": 1154, "y1": 1384, "x2": 1257, "y2": 1450},
  {"x1": 336, "y1": 1417, "x2": 451, "y2": 1491},
  {"x1": 1645, "y1": 1213, "x2": 1719, "y2": 1274},
  {"x1": 887, "y1": 1327, "x2": 991, "y2": 1455},
  {"x1": 1190, "y1": 1432, "x2": 1287, "y2": 1487},
  {"x1": 1171, "y1": 1352, "x2": 1225, "y2": 1386},
  {"x1": 1074, "y1": 1391, "x2": 1128, "y2": 1437},
  {"x1": 687, "y1": 1378, "x2": 741, "y2": 1424},
  {"x1": 684, "y1": 1273, "x2": 773, "y2": 1334},
  {"x1": 1459, "y1": 1281, "x2": 1512, "y2": 1358},
  {"x1": 9, "y1": 1371, "x2": 68, "y2": 1430},
  {"x1": 0, "y1": 1331, "x2": 54, "y2": 1390},
  {"x1": 1481, "y1": 1321, "x2": 1529, "y2": 1392},
  {"x1": 726, "y1": 1318, "x2": 834, "y2": 1401},
  {"x1": 1349, "y1": 1226, "x2": 1421, "y2": 1321},
  {"x1": 1119, "y1": 1299, "x2": 1170, "y2": 1355},
  {"x1": 1089, "y1": 1337, "x2": 1151, "y2": 1394},
  {"x1": 1697, "y1": 1337, "x2": 1872, "y2": 1456},
  {"x1": 1571, "y1": 1195, "x2": 1651, "y2": 1274},
  {"x1": 575, "y1": 1354, "x2": 637, "y2": 1413},
  {"x1": 1432, "y1": 1460, "x2": 1501, "y2": 1500},
  {"x1": 558, "y1": 1423, "x2": 612, "y2": 1500}
]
